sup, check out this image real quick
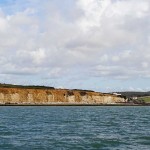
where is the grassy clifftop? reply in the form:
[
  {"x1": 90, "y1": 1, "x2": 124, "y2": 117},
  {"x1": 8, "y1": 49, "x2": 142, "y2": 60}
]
[
  {"x1": 0, "y1": 84, "x2": 96, "y2": 93},
  {"x1": 137, "y1": 97, "x2": 150, "y2": 103},
  {"x1": 0, "y1": 83, "x2": 55, "y2": 89}
]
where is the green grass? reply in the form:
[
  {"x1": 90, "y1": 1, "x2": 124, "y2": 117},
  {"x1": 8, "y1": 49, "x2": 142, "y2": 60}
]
[
  {"x1": 0, "y1": 83, "x2": 55, "y2": 89},
  {"x1": 138, "y1": 97, "x2": 150, "y2": 103}
]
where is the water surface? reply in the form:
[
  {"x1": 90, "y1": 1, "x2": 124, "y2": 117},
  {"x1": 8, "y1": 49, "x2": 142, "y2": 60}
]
[{"x1": 0, "y1": 106, "x2": 149, "y2": 150}]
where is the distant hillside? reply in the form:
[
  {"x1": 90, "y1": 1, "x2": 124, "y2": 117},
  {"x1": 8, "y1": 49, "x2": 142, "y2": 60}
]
[{"x1": 117, "y1": 91, "x2": 150, "y2": 98}]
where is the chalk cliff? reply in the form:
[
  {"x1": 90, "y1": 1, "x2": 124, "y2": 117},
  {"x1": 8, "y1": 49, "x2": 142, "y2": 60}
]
[{"x1": 0, "y1": 87, "x2": 125, "y2": 105}]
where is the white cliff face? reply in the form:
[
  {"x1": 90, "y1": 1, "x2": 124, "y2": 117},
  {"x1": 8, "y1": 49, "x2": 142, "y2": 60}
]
[
  {"x1": 92, "y1": 96, "x2": 102, "y2": 103},
  {"x1": 68, "y1": 95, "x2": 76, "y2": 103},
  {"x1": 11, "y1": 93, "x2": 20, "y2": 103},
  {"x1": 47, "y1": 94, "x2": 54, "y2": 103},
  {"x1": 0, "y1": 93, "x2": 5, "y2": 104},
  {"x1": 103, "y1": 96, "x2": 113, "y2": 104},
  {"x1": 27, "y1": 93, "x2": 34, "y2": 104},
  {"x1": 81, "y1": 95, "x2": 89, "y2": 104},
  {"x1": 0, "y1": 88, "x2": 125, "y2": 105}
]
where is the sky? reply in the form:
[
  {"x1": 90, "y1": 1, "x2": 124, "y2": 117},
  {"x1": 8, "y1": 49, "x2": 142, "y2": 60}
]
[{"x1": 0, "y1": 0, "x2": 149, "y2": 92}]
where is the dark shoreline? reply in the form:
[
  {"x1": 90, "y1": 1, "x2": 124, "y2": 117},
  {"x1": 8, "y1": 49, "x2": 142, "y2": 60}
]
[{"x1": 0, "y1": 103, "x2": 149, "y2": 106}]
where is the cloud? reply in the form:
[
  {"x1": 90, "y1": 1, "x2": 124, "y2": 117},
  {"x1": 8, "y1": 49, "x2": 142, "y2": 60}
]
[
  {"x1": 74, "y1": 0, "x2": 150, "y2": 78},
  {"x1": 0, "y1": 0, "x2": 149, "y2": 91}
]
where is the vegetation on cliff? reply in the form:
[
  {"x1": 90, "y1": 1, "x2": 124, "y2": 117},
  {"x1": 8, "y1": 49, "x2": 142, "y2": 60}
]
[
  {"x1": 0, "y1": 83, "x2": 55, "y2": 89},
  {"x1": 137, "y1": 97, "x2": 150, "y2": 103},
  {"x1": 118, "y1": 91, "x2": 150, "y2": 98},
  {"x1": 117, "y1": 91, "x2": 150, "y2": 104}
]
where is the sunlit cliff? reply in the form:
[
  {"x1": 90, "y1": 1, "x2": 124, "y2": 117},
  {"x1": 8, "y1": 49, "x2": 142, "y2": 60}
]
[{"x1": 0, "y1": 84, "x2": 125, "y2": 105}]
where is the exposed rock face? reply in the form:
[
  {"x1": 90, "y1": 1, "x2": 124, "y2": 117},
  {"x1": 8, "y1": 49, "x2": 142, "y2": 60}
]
[{"x1": 0, "y1": 88, "x2": 125, "y2": 105}]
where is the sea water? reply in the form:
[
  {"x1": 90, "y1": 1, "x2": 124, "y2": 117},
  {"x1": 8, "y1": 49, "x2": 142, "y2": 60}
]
[{"x1": 0, "y1": 106, "x2": 149, "y2": 150}]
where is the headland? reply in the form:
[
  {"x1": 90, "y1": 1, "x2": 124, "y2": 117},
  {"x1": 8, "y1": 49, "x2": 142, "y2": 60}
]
[{"x1": 0, "y1": 84, "x2": 149, "y2": 106}]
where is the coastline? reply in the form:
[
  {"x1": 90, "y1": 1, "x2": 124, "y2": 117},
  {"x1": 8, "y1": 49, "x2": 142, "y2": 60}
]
[
  {"x1": 0, "y1": 84, "x2": 149, "y2": 106},
  {"x1": 0, "y1": 103, "x2": 149, "y2": 106},
  {"x1": 0, "y1": 85, "x2": 125, "y2": 105}
]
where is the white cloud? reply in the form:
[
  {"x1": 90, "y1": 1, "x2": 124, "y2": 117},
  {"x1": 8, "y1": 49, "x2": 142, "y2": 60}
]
[
  {"x1": 30, "y1": 48, "x2": 46, "y2": 65},
  {"x1": 77, "y1": 0, "x2": 112, "y2": 31},
  {"x1": 0, "y1": 0, "x2": 149, "y2": 91}
]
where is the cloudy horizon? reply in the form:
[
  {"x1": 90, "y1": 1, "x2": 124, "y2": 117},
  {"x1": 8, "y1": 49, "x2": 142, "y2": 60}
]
[{"x1": 0, "y1": 0, "x2": 150, "y2": 92}]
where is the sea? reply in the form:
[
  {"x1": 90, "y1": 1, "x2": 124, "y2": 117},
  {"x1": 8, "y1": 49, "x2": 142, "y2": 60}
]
[{"x1": 0, "y1": 106, "x2": 149, "y2": 150}]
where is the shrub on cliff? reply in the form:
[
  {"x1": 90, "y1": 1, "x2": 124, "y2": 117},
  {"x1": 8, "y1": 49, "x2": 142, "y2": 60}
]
[{"x1": 67, "y1": 91, "x2": 74, "y2": 96}]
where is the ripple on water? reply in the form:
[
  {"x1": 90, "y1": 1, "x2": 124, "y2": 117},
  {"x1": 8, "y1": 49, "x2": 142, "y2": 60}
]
[{"x1": 0, "y1": 106, "x2": 149, "y2": 150}]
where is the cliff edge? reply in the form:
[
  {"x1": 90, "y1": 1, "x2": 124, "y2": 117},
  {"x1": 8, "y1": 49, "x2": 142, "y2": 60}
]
[{"x1": 0, "y1": 84, "x2": 125, "y2": 105}]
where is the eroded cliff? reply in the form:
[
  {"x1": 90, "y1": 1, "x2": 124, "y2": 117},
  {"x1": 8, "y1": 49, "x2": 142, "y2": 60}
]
[{"x1": 0, "y1": 87, "x2": 125, "y2": 105}]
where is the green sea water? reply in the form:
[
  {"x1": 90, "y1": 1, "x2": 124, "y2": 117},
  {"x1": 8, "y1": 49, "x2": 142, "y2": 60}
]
[{"x1": 0, "y1": 106, "x2": 149, "y2": 150}]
